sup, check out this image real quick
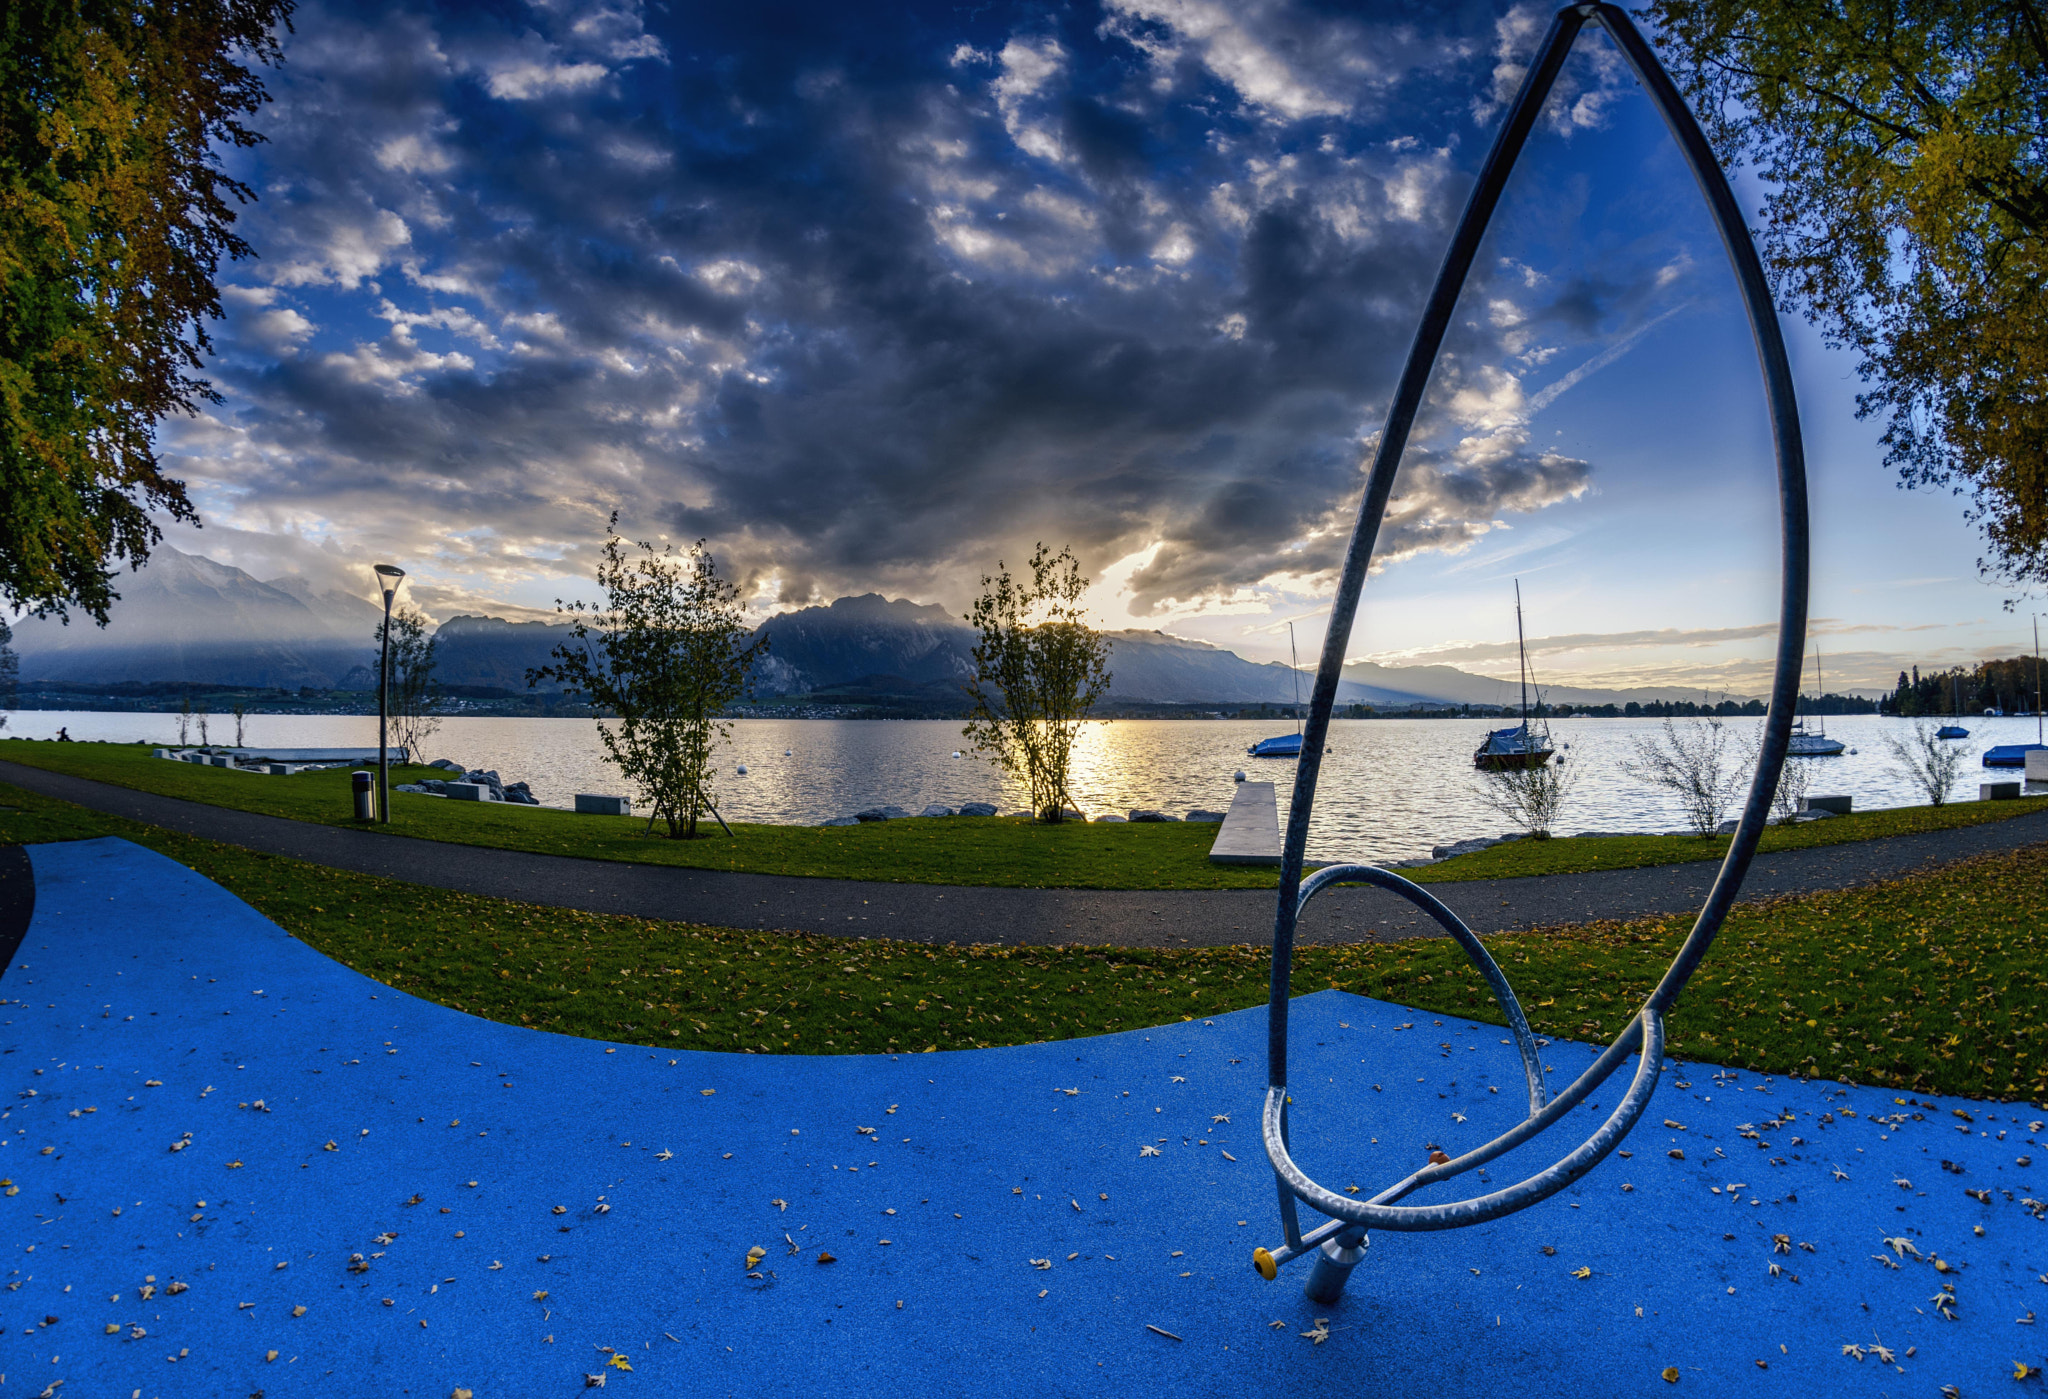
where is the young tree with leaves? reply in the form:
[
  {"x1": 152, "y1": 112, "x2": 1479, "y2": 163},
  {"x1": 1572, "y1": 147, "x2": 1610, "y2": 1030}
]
[
  {"x1": 1647, "y1": 0, "x2": 2048, "y2": 590},
  {"x1": 962, "y1": 544, "x2": 1111, "y2": 823},
  {"x1": 374, "y1": 604, "x2": 440, "y2": 762},
  {"x1": 1, "y1": 0, "x2": 292, "y2": 622},
  {"x1": 528, "y1": 516, "x2": 765, "y2": 839}
]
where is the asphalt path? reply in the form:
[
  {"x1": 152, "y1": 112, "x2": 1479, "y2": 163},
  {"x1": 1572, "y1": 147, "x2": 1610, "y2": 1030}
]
[{"x1": 6, "y1": 757, "x2": 2045, "y2": 948}]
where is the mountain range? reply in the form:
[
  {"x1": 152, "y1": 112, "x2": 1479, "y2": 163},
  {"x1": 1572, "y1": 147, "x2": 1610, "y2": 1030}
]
[{"x1": 4, "y1": 545, "x2": 1739, "y2": 709}]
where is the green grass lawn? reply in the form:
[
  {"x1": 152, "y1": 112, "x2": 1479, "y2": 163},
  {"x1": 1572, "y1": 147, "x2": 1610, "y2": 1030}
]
[
  {"x1": 4, "y1": 777, "x2": 2044, "y2": 1101},
  {"x1": 4, "y1": 738, "x2": 2046, "y2": 891}
]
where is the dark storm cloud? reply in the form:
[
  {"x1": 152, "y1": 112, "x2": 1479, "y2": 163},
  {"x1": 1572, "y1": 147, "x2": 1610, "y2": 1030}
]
[{"x1": 167, "y1": 0, "x2": 1666, "y2": 616}]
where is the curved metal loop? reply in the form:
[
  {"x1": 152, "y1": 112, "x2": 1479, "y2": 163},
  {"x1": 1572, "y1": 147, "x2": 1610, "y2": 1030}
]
[
  {"x1": 1298, "y1": 864, "x2": 1547, "y2": 1114},
  {"x1": 1261, "y1": 1010, "x2": 1664, "y2": 1238},
  {"x1": 1260, "y1": 0, "x2": 1809, "y2": 1262}
]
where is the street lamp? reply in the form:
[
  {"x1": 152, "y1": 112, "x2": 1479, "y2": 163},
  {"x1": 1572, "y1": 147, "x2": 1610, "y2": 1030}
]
[{"x1": 373, "y1": 563, "x2": 406, "y2": 823}]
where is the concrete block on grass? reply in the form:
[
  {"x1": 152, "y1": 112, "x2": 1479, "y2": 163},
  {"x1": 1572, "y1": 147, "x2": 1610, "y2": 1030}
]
[
  {"x1": 1982, "y1": 781, "x2": 2022, "y2": 801},
  {"x1": 444, "y1": 782, "x2": 493, "y2": 801},
  {"x1": 574, "y1": 794, "x2": 632, "y2": 816},
  {"x1": 1803, "y1": 794, "x2": 1853, "y2": 815}
]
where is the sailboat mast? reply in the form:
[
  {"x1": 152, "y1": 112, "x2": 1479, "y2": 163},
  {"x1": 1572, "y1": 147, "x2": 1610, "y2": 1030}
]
[
  {"x1": 1814, "y1": 645, "x2": 1826, "y2": 738},
  {"x1": 2036, "y1": 616, "x2": 2042, "y2": 744},
  {"x1": 1288, "y1": 622, "x2": 1302, "y2": 737},
  {"x1": 1515, "y1": 579, "x2": 1529, "y2": 729}
]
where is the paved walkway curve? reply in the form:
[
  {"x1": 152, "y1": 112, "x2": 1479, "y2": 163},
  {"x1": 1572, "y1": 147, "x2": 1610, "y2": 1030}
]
[{"x1": 6, "y1": 758, "x2": 2047, "y2": 947}]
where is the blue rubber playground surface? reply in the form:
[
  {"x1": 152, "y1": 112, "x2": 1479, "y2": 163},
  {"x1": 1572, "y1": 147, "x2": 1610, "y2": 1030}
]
[{"x1": 3, "y1": 837, "x2": 2046, "y2": 1395}]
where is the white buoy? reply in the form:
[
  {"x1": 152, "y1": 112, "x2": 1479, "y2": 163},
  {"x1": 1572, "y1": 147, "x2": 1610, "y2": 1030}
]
[
  {"x1": 736, "y1": 764, "x2": 749, "y2": 775},
  {"x1": 1233, "y1": 770, "x2": 1247, "y2": 782},
  {"x1": 783, "y1": 749, "x2": 792, "y2": 757},
  {"x1": 951, "y1": 750, "x2": 962, "y2": 758}
]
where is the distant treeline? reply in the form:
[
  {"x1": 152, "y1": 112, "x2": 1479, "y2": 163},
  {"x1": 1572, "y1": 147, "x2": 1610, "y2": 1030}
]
[{"x1": 1885, "y1": 657, "x2": 2047, "y2": 716}]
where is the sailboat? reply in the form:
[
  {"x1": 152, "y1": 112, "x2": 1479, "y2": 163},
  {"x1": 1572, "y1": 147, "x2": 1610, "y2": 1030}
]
[
  {"x1": 1248, "y1": 623, "x2": 1305, "y2": 758},
  {"x1": 1985, "y1": 617, "x2": 2048, "y2": 768},
  {"x1": 1787, "y1": 645, "x2": 1846, "y2": 756},
  {"x1": 1472, "y1": 582, "x2": 1555, "y2": 771},
  {"x1": 1936, "y1": 674, "x2": 1969, "y2": 740}
]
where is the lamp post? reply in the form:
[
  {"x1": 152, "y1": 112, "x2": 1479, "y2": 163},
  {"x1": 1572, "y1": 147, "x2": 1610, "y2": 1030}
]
[{"x1": 373, "y1": 563, "x2": 406, "y2": 823}]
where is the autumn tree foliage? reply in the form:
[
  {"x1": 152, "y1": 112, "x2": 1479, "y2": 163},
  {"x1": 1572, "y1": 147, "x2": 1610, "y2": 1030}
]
[
  {"x1": 1647, "y1": 0, "x2": 2048, "y2": 590},
  {"x1": 0, "y1": 0, "x2": 292, "y2": 622}
]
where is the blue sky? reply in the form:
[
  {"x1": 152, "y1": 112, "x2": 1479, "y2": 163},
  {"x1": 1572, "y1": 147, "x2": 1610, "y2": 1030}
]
[{"x1": 145, "y1": 0, "x2": 2029, "y2": 695}]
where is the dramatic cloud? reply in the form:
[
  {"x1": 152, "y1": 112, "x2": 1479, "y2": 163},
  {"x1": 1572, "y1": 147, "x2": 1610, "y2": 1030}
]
[{"x1": 161, "y1": 0, "x2": 1702, "y2": 623}]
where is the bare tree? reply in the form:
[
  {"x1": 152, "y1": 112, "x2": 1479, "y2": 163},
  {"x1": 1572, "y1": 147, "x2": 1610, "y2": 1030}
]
[
  {"x1": 231, "y1": 699, "x2": 248, "y2": 748},
  {"x1": 1737, "y1": 725, "x2": 1811, "y2": 823},
  {"x1": 196, "y1": 703, "x2": 210, "y2": 746},
  {"x1": 1473, "y1": 757, "x2": 1580, "y2": 838},
  {"x1": 1620, "y1": 716, "x2": 1745, "y2": 837},
  {"x1": 177, "y1": 691, "x2": 191, "y2": 745},
  {"x1": 529, "y1": 515, "x2": 765, "y2": 838},
  {"x1": 1771, "y1": 749, "x2": 1811, "y2": 823},
  {"x1": 962, "y1": 544, "x2": 1111, "y2": 823},
  {"x1": 1882, "y1": 719, "x2": 1972, "y2": 807},
  {"x1": 374, "y1": 605, "x2": 441, "y2": 762}
]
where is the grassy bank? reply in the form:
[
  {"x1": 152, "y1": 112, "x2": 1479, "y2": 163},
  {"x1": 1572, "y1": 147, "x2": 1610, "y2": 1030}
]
[
  {"x1": 4, "y1": 739, "x2": 2047, "y2": 891},
  {"x1": 4, "y1": 779, "x2": 2044, "y2": 1100}
]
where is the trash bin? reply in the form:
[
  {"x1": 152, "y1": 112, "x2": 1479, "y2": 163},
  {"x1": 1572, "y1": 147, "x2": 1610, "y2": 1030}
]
[{"x1": 352, "y1": 770, "x2": 375, "y2": 821}]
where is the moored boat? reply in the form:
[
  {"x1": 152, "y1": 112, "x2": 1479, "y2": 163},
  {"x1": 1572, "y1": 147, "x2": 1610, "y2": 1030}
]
[
  {"x1": 1474, "y1": 722, "x2": 1553, "y2": 770},
  {"x1": 1786, "y1": 723, "x2": 1846, "y2": 757},
  {"x1": 1787, "y1": 647, "x2": 1845, "y2": 756},
  {"x1": 1472, "y1": 581, "x2": 1554, "y2": 770},
  {"x1": 1248, "y1": 622, "x2": 1307, "y2": 759}
]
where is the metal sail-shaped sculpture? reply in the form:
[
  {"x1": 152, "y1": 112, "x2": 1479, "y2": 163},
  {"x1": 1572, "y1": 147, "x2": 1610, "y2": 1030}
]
[{"x1": 1254, "y1": 2, "x2": 1810, "y2": 1304}]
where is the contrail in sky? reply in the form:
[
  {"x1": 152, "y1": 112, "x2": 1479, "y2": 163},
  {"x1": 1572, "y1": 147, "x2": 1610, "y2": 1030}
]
[{"x1": 1526, "y1": 300, "x2": 1695, "y2": 415}]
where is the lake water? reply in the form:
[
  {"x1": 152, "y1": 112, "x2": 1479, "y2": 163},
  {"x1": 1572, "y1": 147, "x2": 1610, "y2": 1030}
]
[{"x1": 7, "y1": 709, "x2": 2036, "y2": 865}]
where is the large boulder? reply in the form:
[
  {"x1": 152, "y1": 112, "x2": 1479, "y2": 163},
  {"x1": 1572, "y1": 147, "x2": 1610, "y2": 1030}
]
[
  {"x1": 916, "y1": 803, "x2": 956, "y2": 818},
  {"x1": 1128, "y1": 810, "x2": 1178, "y2": 823},
  {"x1": 1185, "y1": 809, "x2": 1226, "y2": 823},
  {"x1": 820, "y1": 815, "x2": 860, "y2": 827},
  {"x1": 956, "y1": 802, "x2": 999, "y2": 817},
  {"x1": 855, "y1": 805, "x2": 914, "y2": 822}
]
